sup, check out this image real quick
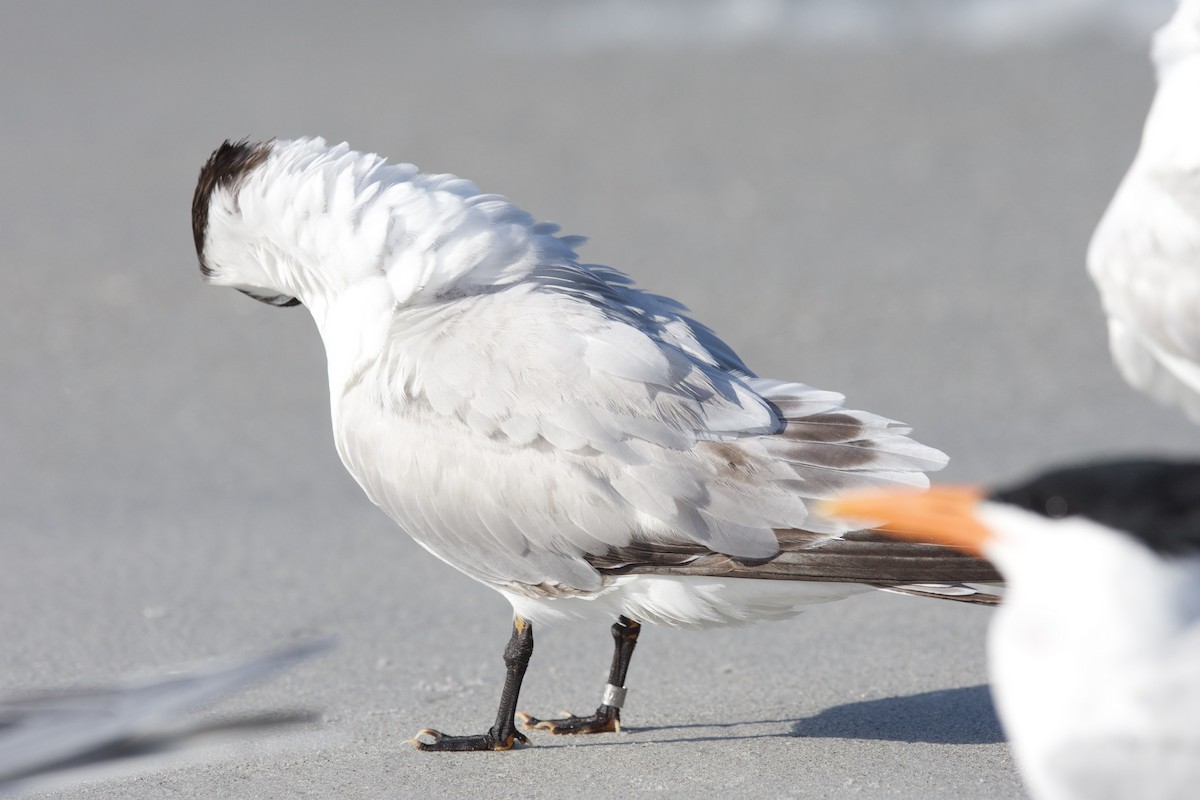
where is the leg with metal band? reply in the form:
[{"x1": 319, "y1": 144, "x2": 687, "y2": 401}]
[{"x1": 518, "y1": 615, "x2": 641, "y2": 734}]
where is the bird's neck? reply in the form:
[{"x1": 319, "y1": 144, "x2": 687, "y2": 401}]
[{"x1": 305, "y1": 277, "x2": 397, "y2": 410}]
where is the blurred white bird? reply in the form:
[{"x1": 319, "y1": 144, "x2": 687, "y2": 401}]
[
  {"x1": 1088, "y1": 0, "x2": 1200, "y2": 422},
  {"x1": 191, "y1": 137, "x2": 998, "y2": 751},
  {"x1": 824, "y1": 461, "x2": 1200, "y2": 800}
]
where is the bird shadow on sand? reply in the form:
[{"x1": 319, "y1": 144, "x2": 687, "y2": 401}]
[
  {"x1": 790, "y1": 684, "x2": 1004, "y2": 745},
  {"x1": 605, "y1": 684, "x2": 1003, "y2": 747}
]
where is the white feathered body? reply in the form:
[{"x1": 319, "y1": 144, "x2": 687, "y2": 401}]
[
  {"x1": 1088, "y1": 0, "x2": 1200, "y2": 421},
  {"x1": 201, "y1": 138, "x2": 950, "y2": 627},
  {"x1": 980, "y1": 505, "x2": 1200, "y2": 800}
]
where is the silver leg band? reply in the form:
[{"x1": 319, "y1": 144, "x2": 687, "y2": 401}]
[{"x1": 601, "y1": 683, "x2": 627, "y2": 708}]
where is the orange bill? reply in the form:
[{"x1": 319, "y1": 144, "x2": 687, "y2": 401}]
[{"x1": 819, "y1": 485, "x2": 993, "y2": 557}]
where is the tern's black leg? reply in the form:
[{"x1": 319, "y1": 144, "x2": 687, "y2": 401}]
[
  {"x1": 412, "y1": 615, "x2": 534, "y2": 751},
  {"x1": 518, "y1": 615, "x2": 641, "y2": 734}
]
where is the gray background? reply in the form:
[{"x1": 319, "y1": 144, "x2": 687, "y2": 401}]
[{"x1": 1, "y1": 1, "x2": 1193, "y2": 797}]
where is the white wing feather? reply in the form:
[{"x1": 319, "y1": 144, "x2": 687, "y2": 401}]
[{"x1": 333, "y1": 264, "x2": 945, "y2": 592}]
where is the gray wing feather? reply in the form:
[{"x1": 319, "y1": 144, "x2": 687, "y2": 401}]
[
  {"x1": 341, "y1": 261, "x2": 948, "y2": 591},
  {"x1": 587, "y1": 530, "x2": 1001, "y2": 600}
]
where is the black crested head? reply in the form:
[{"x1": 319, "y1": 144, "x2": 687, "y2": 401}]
[
  {"x1": 192, "y1": 139, "x2": 272, "y2": 277},
  {"x1": 990, "y1": 459, "x2": 1200, "y2": 556}
]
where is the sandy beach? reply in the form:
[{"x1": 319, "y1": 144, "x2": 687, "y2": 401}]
[{"x1": 1, "y1": 1, "x2": 1193, "y2": 796}]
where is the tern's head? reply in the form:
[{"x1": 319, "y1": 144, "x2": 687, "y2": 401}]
[
  {"x1": 828, "y1": 463, "x2": 1200, "y2": 800},
  {"x1": 193, "y1": 137, "x2": 567, "y2": 317},
  {"x1": 192, "y1": 139, "x2": 300, "y2": 308},
  {"x1": 192, "y1": 136, "x2": 417, "y2": 312},
  {"x1": 822, "y1": 459, "x2": 1200, "y2": 616}
]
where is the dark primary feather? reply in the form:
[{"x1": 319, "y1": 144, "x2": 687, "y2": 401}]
[
  {"x1": 990, "y1": 459, "x2": 1200, "y2": 556},
  {"x1": 586, "y1": 529, "x2": 1001, "y2": 603}
]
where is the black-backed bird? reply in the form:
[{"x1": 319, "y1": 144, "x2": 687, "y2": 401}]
[
  {"x1": 824, "y1": 459, "x2": 1200, "y2": 800},
  {"x1": 191, "y1": 137, "x2": 998, "y2": 751}
]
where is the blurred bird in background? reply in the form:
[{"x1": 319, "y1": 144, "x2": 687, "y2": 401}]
[
  {"x1": 0, "y1": 641, "x2": 328, "y2": 793},
  {"x1": 821, "y1": 4, "x2": 1200, "y2": 797},
  {"x1": 192, "y1": 137, "x2": 999, "y2": 752},
  {"x1": 1089, "y1": 0, "x2": 1200, "y2": 423},
  {"x1": 824, "y1": 460, "x2": 1200, "y2": 800}
]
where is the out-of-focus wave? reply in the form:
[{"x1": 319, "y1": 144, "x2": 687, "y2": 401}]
[{"x1": 481, "y1": 0, "x2": 1175, "y2": 53}]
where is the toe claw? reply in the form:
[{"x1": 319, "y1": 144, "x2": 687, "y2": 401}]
[
  {"x1": 410, "y1": 728, "x2": 443, "y2": 749},
  {"x1": 517, "y1": 711, "x2": 547, "y2": 731},
  {"x1": 491, "y1": 729, "x2": 532, "y2": 750}
]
